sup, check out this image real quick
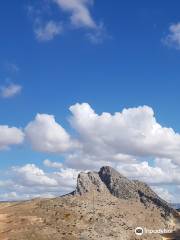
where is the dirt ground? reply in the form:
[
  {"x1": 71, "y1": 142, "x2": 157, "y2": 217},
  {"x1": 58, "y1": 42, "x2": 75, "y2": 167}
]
[{"x1": 0, "y1": 194, "x2": 179, "y2": 240}]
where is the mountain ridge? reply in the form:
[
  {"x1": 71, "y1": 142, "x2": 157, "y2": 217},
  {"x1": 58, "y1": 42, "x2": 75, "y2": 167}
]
[
  {"x1": 73, "y1": 166, "x2": 175, "y2": 218},
  {"x1": 0, "y1": 165, "x2": 179, "y2": 240}
]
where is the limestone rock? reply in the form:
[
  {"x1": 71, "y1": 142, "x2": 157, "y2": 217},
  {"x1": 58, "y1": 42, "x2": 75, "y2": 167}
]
[
  {"x1": 75, "y1": 166, "x2": 175, "y2": 218},
  {"x1": 98, "y1": 166, "x2": 139, "y2": 199},
  {"x1": 74, "y1": 171, "x2": 108, "y2": 195}
]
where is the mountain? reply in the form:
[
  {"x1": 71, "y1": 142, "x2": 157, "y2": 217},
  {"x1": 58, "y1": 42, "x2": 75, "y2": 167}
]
[
  {"x1": 0, "y1": 166, "x2": 179, "y2": 240},
  {"x1": 74, "y1": 166, "x2": 175, "y2": 218}
]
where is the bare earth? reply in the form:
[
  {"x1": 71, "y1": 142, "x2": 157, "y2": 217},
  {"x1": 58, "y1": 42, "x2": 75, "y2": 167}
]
[{"x1": 0, "y1": 192, "x2": 179, "y2": 240}]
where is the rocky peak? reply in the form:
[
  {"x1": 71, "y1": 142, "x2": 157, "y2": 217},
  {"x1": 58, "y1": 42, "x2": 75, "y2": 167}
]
[
  {"x1": 98, "y1": 166, "x2": 139, "y2": 199},
  {"x1": 74, "y1": 166, "x2": 175, "y2": 218},
  {"x1": 74, "y1": 171, "x2": 108, "y2": 195}
]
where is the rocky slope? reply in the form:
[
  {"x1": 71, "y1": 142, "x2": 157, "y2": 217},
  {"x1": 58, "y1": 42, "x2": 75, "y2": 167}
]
[
  {"x1": 74, "y1": 166, "x2": 175, "y2": 218},
  {"x1": 0, "y1": 192, "x2": 170, "y2": 240},
  {"x1": 0, "y1": 166, "x2": 179, "y2": 240}
]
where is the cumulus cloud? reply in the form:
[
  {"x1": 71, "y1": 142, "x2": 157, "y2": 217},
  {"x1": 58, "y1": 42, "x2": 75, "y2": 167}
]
[
  {"x1": 163, "y1": 22, "x2": 180, "y2": 49},
  {"x1": 23, "y1": 104, "x2": 180, "y2": 182},
  {"x1": 35, "y1": 20, "x2": 63, "y2": 41},
  {"x1": 1, "y1": 103, "x2": 180, "y2": 202},
  {"x1": 0, "y1": 163, "x2": 79, "y2": 201},
  {"x1": 23, "y1": 103, "x2": 180, "y2": 170},
  {"x1": 69, "y1": 103, "x2": 180, "y2": 166},
  {"x1": 0, "y1": 125, "x2": 24, "y2": 150},
  {"x1": 0, "y1": 83, "x2": 22, "y2": 98},
  {"x1": 116, "y1": 159, "x2": 180, "y2": 186},
  {"x1": 117, "y1": 161, "x2": 165, "y2": 184},
  {"x1": 0, "y1": 160, "x2": 179, "y2": 202},
  {"x1": 12, "y1": 164, "x2": 58, "y2": 187},
  {"x1": 25, "y1": 113, "x2": 77, "y2": 153},
  {"x1": 53, "y1": 167, "x2": 79, "y2": 190}
]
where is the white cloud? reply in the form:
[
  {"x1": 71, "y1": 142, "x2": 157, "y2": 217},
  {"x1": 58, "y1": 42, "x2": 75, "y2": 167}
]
[
  {"x1": 116, "y1": 159, "x2": 180, "y2": 185},
  {"x1": 35, "y1": 20, "x2": 63, "y2": 41},
  {"x1": 0, "y1": 160, "x2": 179, "y2": 202},
  {"x1": 25, "y1": 113, "x2": 76, "y2": 153},
  {"x1": 24, "y1": 103, "x2": 180, "y2": 172},
  {"x1": 0, "y1": 125, "x2": 24, "y2": 150},
  {"x1": 2, "y1": 103, "x2": 180, "y2": 202},
  {"x1": 28, "y1": 1, "x2": 106, "y2": 43},
  {"x1": 44, "y1": 159, "x2": 63, "y2": 169},
  {"x1": 0, "y1": 163, "x2": 79, "y2": 201},
  {"x1": 22, "y1": 103, "x2": 180, "y2": 198},
  {"x1": 12, "y1": 164, "x2": 58, "y2": 187},
  {"x1": 112, "y1": 153, "x2": 137, "y2": 163},
  {"x1": 54, "y1": 0, "x2": 97, "y2": 29},
  {"x1": 117, "y1": 161, "x2": 165, "y2": 183},
  {"x1": 0, "y1": 83, "x2": 22, "y2": 98},
  {"x1": 163, "y1": 22, "x2": 180, "y2": 49},
  {"x1": 69, "y1": 103, "x2": 180, "y2": 166},
  {"x1": 53, "y1": 0, "x2": 106, "y2": 43},
  {"x1": 154, "y1": 158, "x2": 180, "y2": 184},
  {"x1": 53, "y1": 167, "x2": 79, "y2": 187}
]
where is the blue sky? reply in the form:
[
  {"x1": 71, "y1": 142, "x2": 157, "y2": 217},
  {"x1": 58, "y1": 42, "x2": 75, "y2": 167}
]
[{"x1": 0, "y1": 0, "x2": 180, "y2": 202}]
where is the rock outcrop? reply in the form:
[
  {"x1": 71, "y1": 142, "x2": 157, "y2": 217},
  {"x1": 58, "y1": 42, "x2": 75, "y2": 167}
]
[
  {"x1": 133, "y1": 180, "x2": 173, "y2": 217},
  {"x1": 74, "y1": 171, "x2": 108, "y2": 195},
  {"x1": 99, "y1": 166, "x2": 139, "y2": 199},
  {"x1": 74, "y1": 166, "x2": 175, "y2": 218}
]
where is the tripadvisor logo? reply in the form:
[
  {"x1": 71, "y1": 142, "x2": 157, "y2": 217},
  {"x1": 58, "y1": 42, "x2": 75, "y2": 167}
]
[
  {"x1": 135, "y1": 227, "x2": 144, "y2": 236},
  {"x1": 135, "y1": 227, "x2": 172, "y2": 236}
]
